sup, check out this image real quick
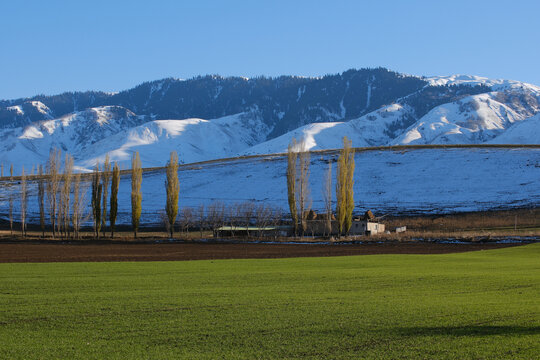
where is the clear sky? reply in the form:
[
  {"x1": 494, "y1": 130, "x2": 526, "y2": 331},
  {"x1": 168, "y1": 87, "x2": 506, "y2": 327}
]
[{"x1": 1, "y1": 0, "x2": 539, "y2": 99}]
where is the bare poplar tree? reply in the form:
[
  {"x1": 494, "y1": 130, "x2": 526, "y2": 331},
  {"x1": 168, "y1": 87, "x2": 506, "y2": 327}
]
[
  {"x1": 72, "y1": 173, "x2": 90, "y2": 240},
  {"x1": 297, "y1": 141, "x2": 311, "y2": 236},
  {"x1": 286, "y1": 138, "x2": 298, "y2": 236},
  {"x1": 197, "y1": 204, "x2": 205, "y2": 238},
  {"x1": 165, "y1": 151, "x2": 180, "y2": 238},
  {"x1": 207, "y1": 201, "x2": 225, "y2": 235},
  {"x1": 336, "y1": 137, "x2": 355, "y2": 236},
  {"x1": 56, "y1": 160, "x2": 65, "y2": 239},
  {"x1": 38, "y1": 165, "x2": 46, "y2": 238},
  {"x1": 228, "y1": 203, "x2": 241, "y2": 237},
  {"x1": 217, "y1": 202, "x2": 226, "y2": 230},
  {"x1": 72, "y1": 173, "x2": 83, "y2": 240},
  {"x1": 179, "y1": 207, "x2": 193, "y2": 237},
  {"x1": 101, "y1": 154, "x2": 111, "y2": 237},
  {"x1": 91, "y1": 163, "x2": 102, "y2": 239},
  {"x1": 9, "y1": 164, "x2": 13, "y2": 235},
  {"x1": 323, "y1": 162, "x2": 333, "y2": 238},
  {"x1": 239, "y1": 202, "x2": 255, "y2": 237},
  {"x1": 207, "y1": 202, "x2": 219, "y2": 234},
  {"x1": 255, "y1": 204, "x2": 273, "y2": 239},
  {"x1": 131, "y1": 152, "x2": 142, "y2": 238},
  {"x1": 1, "y1": 163, "x2": 3, "y2": 177},
  {"x1": 60, "y1": 154, "x2": 74, "y2": 238},
  {"x1": 46, "y1": 149, "x2": 61, "y2": 239},
  {"x1": 20, "y1": 166, "x2": 27, "y2": 237},
  {"x1": 270, "y1": 207, "x2": 283, "y2": 240},
  {"x1": 110, "y1": 162, "x2": 120, "y2": 238}
]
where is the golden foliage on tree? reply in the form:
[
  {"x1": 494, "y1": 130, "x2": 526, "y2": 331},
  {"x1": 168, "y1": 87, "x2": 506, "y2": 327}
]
[
  {"x1": 131, "y1": 152, "x2": 143, "y2": 238},
  {"x1": 165, "y1": 151, "x2": 180, "y2": 238},
  {"x1": 336, "y1": 137, "x2": 355, "y2": 236}
]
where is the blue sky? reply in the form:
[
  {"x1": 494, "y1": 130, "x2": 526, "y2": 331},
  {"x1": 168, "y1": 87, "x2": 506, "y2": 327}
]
[{"x1": 1, "y1": 0, "x2": 539, "y2": 99}]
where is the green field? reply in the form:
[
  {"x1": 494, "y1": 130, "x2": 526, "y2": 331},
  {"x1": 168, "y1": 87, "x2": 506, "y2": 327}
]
[{"x1": 1, "y1": 245, "x2": 539, "y2": 359}]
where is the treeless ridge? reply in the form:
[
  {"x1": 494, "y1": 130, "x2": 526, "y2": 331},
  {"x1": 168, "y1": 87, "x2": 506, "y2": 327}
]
[{"x1": 0, "y1": 242, "x2": 523, "y2": 263}]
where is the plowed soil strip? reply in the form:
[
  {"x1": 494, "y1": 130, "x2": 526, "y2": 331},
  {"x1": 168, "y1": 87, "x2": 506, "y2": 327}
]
[{"x1": 0, "y1": 242, "x2": 523, "y2": 263}]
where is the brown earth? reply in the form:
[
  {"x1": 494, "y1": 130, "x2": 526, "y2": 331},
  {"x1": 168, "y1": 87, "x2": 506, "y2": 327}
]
[{"x1": 0, "y1": 241, "x2": 524, "y2": 263}]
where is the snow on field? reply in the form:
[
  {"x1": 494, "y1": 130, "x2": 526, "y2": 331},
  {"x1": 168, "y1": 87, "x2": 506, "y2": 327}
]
[{"x1": 1, "y1": 148, "x2": 538, "y2": 226}]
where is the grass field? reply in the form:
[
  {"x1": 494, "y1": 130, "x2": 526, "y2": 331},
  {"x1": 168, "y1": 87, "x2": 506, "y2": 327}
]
[{"x1": 0, "y1": 244, "x2": 539, "y2": 359}]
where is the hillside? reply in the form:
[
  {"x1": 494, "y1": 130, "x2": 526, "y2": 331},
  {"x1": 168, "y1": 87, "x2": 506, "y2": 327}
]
[
  {"x1": 0, "y1": 68, "x2": 539, "y2": 174},
  {"x1": 2, "y1": 147, "x2": 538, "y2": 225}
]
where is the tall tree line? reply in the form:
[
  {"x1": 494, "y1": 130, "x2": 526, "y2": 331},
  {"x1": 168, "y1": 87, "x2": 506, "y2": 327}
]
[
  {"x1": 2, "y1": 144, "x2": 363, "y2": 240},
  {"x1": 131, "y1": 152, "x2": 142, "y2": 238},
  {"x1": 286, "y1": 138, "x2": 312, "y2": 237},
  {"x1": 2, "y1": 149, "x2": 123, "y2": 240},
  {"x1": 336, "y1": 137, "x2": 355, "y2": 236},
  {"x1": 286, "y1": 136, "x2": 355, "y2": 238},
  {"x1": 165, "y1": 151, "x2": 180, "y2": 238}
]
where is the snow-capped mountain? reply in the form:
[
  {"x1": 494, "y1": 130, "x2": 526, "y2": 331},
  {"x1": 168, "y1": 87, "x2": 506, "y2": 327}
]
[
  {"x1": 0, "y1": 68, "x2": 539, "y2": 174},
  {"x1": 0, "y1": 68, "x2": 427, "y2": 137},
  {"x1": 242, "y1": 87, "x2": 540, "y2": 155},
  {"x1": 0, "y1": 106, "x2": 146, "y2": 171},
  {"x1": 76, "y1": 111, "x2": 268, "y2": 170},
  {"x1": 0, "y1": 107, "x2": 268, "y2": 172},
  {"x1": 392, "y1": 90, "x2": 540, "y2": 145}
]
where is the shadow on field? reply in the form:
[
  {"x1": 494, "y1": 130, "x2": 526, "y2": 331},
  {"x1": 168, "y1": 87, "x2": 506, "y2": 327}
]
[{"x1": 395, "y1": 325, "x2": 540, "y2": 337}]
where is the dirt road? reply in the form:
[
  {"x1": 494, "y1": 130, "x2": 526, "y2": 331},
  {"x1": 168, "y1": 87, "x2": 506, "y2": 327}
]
[{"x1": 0, "y1": 241, "x2": 523, "y2": 263}]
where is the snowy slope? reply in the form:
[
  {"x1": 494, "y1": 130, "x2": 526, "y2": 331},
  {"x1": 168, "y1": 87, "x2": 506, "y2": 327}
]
[
  {"x1": 78, "y1": 111, "x2": 268, "y2": 169},
  {"x1": 2, "y1": 148, "x2": 538, "y2": 225},
  {"x1": 0, "y1": 106, "x2": 144, "y2": 173},
  {"x1": 0, "y1": 108, "x2": 268, "y2": 173},
  {"x1": 392, "y1": 91, "x2": 540, "y2": 145},
  {"x1": 242, "y1": 88, "x2": 540, "y2": 153},
  {"x1": 241, "y1": 103, "x2": 414, "y2": 155},
  {"x1": 488, "y1": 113, "x2": 540, "y2": 144},
  {"x1": 7, "y1": 101, "x2": 54, "y2": 120},
  {"x1": 426, "y1": 74, "x2": 540, "y2": 93}
]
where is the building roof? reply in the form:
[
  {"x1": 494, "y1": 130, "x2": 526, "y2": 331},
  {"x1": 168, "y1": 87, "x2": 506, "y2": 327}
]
[{"x1": 215, "y1": 226, "x2": 278, "y2": 231}]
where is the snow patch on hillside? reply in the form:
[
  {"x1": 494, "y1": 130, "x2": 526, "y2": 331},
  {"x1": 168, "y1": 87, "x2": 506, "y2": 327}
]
[
  {"x1": 26, "y1": 101, "x2": 54, "y2": 119},
  {"x1": 7, "y1": 105, "x2": 24, "y2": 115},
  {"x1": 427, "y1": 74, "x2": 540, "y2": 93}
]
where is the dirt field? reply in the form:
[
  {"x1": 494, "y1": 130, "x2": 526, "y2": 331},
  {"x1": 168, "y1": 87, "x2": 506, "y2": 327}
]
[{"x1": 0, "y1": 241, "x2": 524, "y2": 263}]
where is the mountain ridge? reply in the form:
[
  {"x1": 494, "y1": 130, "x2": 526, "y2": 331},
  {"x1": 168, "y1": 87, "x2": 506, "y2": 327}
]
[{"x1": 0, "y1": 68, "x2": 539, "y2": 174}]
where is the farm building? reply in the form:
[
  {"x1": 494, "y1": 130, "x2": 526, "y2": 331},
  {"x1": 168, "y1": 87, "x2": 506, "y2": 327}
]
[
  {"x1": 350, "y1": 210, "x2": 386, "y2": 235},
  {"x1": 212, "y1": 211, "x2": 386, "y2": 238},
  {"x1": 349, "y1": 219, "x2": 385, "y2": 235},
  {"x1": 303, "y1": 210, "x2": 386, "y2": 236}
]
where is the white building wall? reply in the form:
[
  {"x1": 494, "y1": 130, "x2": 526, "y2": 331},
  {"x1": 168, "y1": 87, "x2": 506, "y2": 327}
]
[{"x1": 349, "y1": 221, "x2": 385, "y2": 235}]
